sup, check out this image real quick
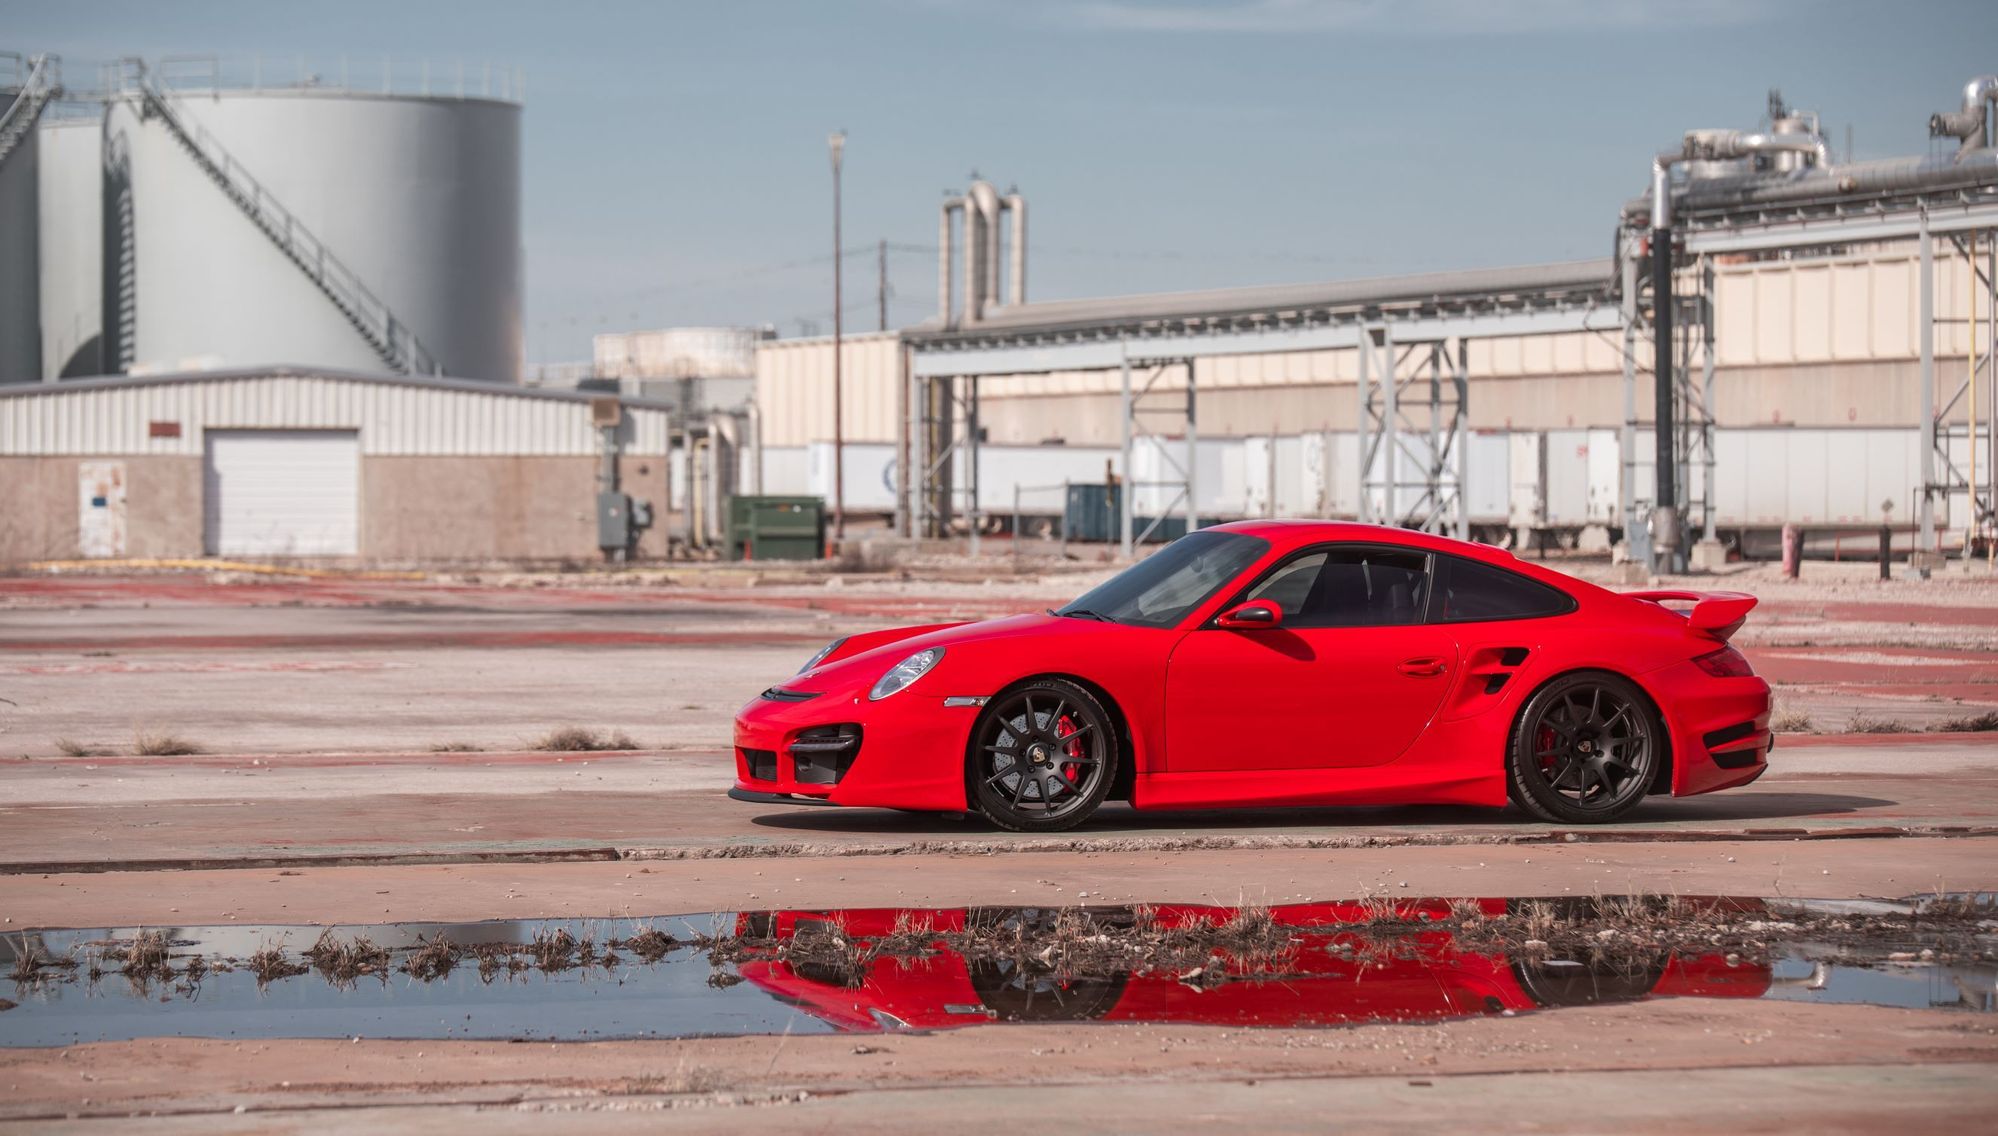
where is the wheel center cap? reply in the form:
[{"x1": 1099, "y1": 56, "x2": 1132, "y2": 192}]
[
  {"x1": 1029, "y1": 744, "x2": 1050, "y2": 764},
  {"x1": 1578, "y1": 739, "x2": 1595, "y2": 754}
]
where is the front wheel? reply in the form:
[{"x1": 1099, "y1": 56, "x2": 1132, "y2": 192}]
[
  {"x1": 968, "y1": 679, "x2": 1118, "y2": 833},
  {"x1": 1506, "y1": 672, "x2": 1662, "y2": 824}
]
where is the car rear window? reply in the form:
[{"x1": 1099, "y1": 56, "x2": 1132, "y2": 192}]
[{"x1": 1429, "y1": 554, "x2": 1575, "y2": 623}]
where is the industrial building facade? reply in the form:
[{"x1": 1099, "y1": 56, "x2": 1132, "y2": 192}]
[
  {"x1": 741, "y1": 80, "x2": 1998, "y2": 572},
  {"x1": 748, "y1": 242, "x2": 1985, "y2": 542},
  {"x1": 0, "y1": 369, "x2": 671, "y2": 563}
]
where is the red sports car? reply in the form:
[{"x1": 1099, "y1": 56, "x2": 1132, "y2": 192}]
[{"x1": 731, "y1": 521, "x2": 1772, "y2": 831}]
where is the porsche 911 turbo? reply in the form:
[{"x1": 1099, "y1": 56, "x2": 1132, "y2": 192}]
[{"x1": 731, "y1": 521, "x2": 1772, "y2": 831}]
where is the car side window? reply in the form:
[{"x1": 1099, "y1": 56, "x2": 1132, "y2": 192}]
[
  {"x1": 1429, "y1": 554, "x2": 1575, "y2": 622},
  {"x1": 1245, "y1": 546, "x2": 1430, "y2": 628},
  {"x1": 1243, "y1": 552, "x2": 1325, "y2": 618}
]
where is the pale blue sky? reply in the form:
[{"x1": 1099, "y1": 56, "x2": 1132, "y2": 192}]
[{"x1": 10, "y1": 0, "x2": 1996, "y2": 362}]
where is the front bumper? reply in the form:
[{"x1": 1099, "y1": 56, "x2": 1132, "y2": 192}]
[{"x1": 731, "y1": 689, "x2": 977, "y2": 812}]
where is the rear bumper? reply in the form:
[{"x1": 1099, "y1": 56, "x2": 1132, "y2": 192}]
[{"x1": 1642, "y1": 663, "x2": 1774, "y2": 796}]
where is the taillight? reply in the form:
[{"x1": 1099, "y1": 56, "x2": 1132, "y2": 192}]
[{"x1": 1692, "y1": 646, "x2": 1754, "y2": 678}]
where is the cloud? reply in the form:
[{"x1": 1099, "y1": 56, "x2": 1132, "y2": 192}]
[{"x1": 1058, "y1": 0, "x2": 1796, "y2": 35}]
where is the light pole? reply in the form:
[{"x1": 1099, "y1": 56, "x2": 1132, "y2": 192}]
[{"x1": 829, "y1": 130, "x2": 846, "y2": 551}]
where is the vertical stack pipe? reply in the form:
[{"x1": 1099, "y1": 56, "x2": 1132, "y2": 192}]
[{"x1": 1650, "y1": 156, "x2": 1678, "y2": 571}]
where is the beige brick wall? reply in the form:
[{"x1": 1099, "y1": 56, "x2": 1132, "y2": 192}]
[
  {"x1": 0, "y1": 455, "x2": 203, "y2": 562},
  {"x1": 0, "y1": 453, "x2": 672, "y2": 565}
]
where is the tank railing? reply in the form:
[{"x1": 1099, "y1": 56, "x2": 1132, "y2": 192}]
[
  {"x1": 118, "y1": 59, "x2": 443, "y2": 377},
  {"x1": 98, "y1": 52, "x2": 523, "y2": 103},
  {"x1": 0, "y1": 53, "x2": 60, "y2": 165}
]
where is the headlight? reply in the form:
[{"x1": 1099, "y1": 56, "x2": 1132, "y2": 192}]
[
  {"x1": 798, "y1": 637, "x2": 847, "y2": 675},
  {"x1": 869, "y1": 648, "x2": 943, "y2": 701}
]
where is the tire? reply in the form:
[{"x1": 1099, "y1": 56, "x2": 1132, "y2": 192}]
[
  {"x1": 968, "y1": 678, "x2": 1118, "y2": 833},
  {"x1": 1506, "y1": 671, "x2": 1662, "y2": 825},
  {"x1": 967, "y1": 958, "x2": 1128, "y2": 1021}
]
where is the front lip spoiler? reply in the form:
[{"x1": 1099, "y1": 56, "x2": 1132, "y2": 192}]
[{"x1": 728, "y1": 787, "x2": 840, "y2": 807}]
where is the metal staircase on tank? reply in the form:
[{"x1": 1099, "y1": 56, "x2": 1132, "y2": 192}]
[
  {"x1": 0, "y1": 53, "x2": 60, "y2": 166},
  {"x1": 117, "y1": 59, "x2": 442, "y2": 376}
]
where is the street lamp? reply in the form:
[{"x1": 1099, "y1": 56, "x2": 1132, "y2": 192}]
[{"x1": 829, "y1": 130, "x2": 846, "y2": 551}]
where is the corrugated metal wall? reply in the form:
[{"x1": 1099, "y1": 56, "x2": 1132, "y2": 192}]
[
  {"x1": 757, "y1": 244, "x2": 1971, "y2": 452},
  {"x1": 0, "y1": 373, "x2": 669, "y2": 456},
  {"x1": 1714, "y1": 247, "x2": 1981, "y2": 366},
  {"x1": 754, "y1": 332, "x2": 902, "y2": 446}
]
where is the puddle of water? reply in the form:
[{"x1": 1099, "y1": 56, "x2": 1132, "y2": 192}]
[{"x1": 1, "y1": 898, "x2": 1991, "y2": 1048}]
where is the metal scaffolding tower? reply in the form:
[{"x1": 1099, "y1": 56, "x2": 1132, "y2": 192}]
[
  {"x1": 1919, "y1": 220, "x2": 1998, "y2": 565},
  {"x1": 1356, "y1": 326, "x2": 1469, "y2": 538},
  {"x1": 906, "y1": 372, "x2": 982, "y2": 547},
  {"x1": 1117, "y1": 352, "x2": 1197, "y2": 557}
]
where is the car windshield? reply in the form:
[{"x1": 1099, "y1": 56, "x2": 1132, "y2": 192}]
[{"x1": 1056, "y1": 531, "x2": 1269, "y2": 628}]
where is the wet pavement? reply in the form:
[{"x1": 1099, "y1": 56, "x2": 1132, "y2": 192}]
[{"x1": 4, "y1": 896, "x2": 1991, "y2": 1049}]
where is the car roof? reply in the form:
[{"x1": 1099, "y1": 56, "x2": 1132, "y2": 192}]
[
  {"x1": 1205, "y1": 518, "x2": 1498, "y2": 554},
  {"x1": 1200, "y1": 519, "x2": 1604, "y2": 597}
]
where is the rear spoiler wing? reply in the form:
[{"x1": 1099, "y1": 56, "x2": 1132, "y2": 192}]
[{"x1": 1624, "y1": 590, "x2": 1758, "y2": 642}]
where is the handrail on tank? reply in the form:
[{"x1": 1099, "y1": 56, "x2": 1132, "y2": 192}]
[
  {"x1": 88, "y1": 52, "x2": 522, "y2": 104},
  {"x1": 0, "y1": 53, "x2": 60, "y2": 163},
  {"x1": 114, "y1": 57, "x2": 444, "y2": 377}
]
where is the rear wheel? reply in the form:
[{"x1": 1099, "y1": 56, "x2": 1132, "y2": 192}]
[
  {"x1": 968, "y1": 679, "x2": 1117, "y2": 833},
  {"x1": 1507, "y1": 672, "x2": 1661, "y2": 824}
]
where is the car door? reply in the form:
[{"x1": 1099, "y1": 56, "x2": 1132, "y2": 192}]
[{"x1": 1164, "y1": 544, "x2": 1458, "y2": 771}]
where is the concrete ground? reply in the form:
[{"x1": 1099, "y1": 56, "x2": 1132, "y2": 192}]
[
  {"x1": 2, "y1": 565, "x2": 1996, "y2": 1132},
  {"x1": 1, "y1": 740, "x2": 1995, "y2": 871}
]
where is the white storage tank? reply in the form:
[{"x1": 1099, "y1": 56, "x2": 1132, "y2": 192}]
[
  {"x1": 35, "y1": 116, "x2": 102, "y2": 380},
  {"x1": 101, "y1": 68, "x2": 520, "y2": 381}
]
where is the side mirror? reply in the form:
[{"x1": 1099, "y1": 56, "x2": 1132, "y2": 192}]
[{"x1": 1216, "y1": 600, "x2": 1283, "y2": 630}]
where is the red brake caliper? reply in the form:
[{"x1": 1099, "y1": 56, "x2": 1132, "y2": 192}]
[
  {"x1": 1055, "y1": 716, "x2": 1085, "y2": 786},
  {"x1": 1537, "y1": 725, "x2": 1558, "y2": 778}
]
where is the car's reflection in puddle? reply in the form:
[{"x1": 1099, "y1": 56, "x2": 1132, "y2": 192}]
[
  {"x1": 2, "y1": 896, "x2": 1990, "y2": 1047},
  {"x1": 730, "y1": 899, "x2": 1771, "y2": 1031}
]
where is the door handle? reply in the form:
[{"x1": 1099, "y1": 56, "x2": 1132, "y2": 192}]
[{"x1": 1397, "y1": 657, "x2": 1448, "y2": 677}]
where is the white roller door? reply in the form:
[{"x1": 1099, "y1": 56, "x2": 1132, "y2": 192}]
[{"x1": 204, "y1": 430, "x2": 360, "y2": 556}]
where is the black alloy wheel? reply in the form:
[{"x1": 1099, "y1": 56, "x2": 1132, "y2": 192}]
[
  {"x1": 1506, "y1": 672, "x2": 1661, "y2": 824},
  {"x1": 966, "y1": 958, "x2": 1128, "y2": 1021},
  {"x1": 968, "y1": 678, "x2": 1117, "y2": 832}
]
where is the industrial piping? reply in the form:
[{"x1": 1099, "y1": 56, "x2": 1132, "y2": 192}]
[
  {"x1": 936, "y1": 180, "x2": 1026, "y2": 327},
  {"x1": 1647, "y1": 128, "x2": 1830, "y2": 570},
  {"x1": 1931, "y1": 75, "x2": 1998, "y2": 155}
]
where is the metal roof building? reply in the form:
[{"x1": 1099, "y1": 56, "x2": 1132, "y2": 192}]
[{"x1": 0, "y1": 367, "x2": 671, "y2": 562}]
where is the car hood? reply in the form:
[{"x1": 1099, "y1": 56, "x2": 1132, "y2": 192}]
[{"x1": 788, "y1": 613, "x2": 1094, "y2": 693}]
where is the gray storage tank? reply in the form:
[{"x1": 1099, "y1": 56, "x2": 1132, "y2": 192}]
[
  {"x1": 0, "y1": 53, "x2": 59, "y2": 383},
  {"x1": 98, "y1": 61, "x2": 521, "y2": 382}
]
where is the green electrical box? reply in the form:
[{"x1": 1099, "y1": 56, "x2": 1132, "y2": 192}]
[{"x1": 727, "y1": 496, "x2": 827, "y2": 561}]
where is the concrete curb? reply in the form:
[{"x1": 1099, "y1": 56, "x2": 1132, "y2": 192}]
[{"x1": 5, "y1": 824, "x2": 1991, "y2": 875}]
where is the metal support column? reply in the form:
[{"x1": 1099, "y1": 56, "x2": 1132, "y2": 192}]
[
  {"x1": 1652, "y1": 218, "x2": 1681, "y2": 573},
  {"x1": 1619, "y1": 239, "x2": 1643, "y2": 563},
  {"x1": 966, "y1": 376, "x2": 981, "y2": 557},
  {"x1": 1356, "y1": 330, "x2": 1374, "y2": 524},
  {"x1": 1919, "y1": 211, "x2": 1937, "y2": 569},
  {"x1": 1184, "y1": 359, "x2": 1199, "y2": 537},
  {"x1": 1120, "y1": 346, "x2": 1134, "y2": 558},
  {"x1": 1452, "y1": 337, "x2": 1470, "y2": 540},
  {"x1": 901, "y1": 344, "x2": 920, "y2": 537},
  {"x1": 1701, "y1": 259, "x2": 1718, "y2": 543}
]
